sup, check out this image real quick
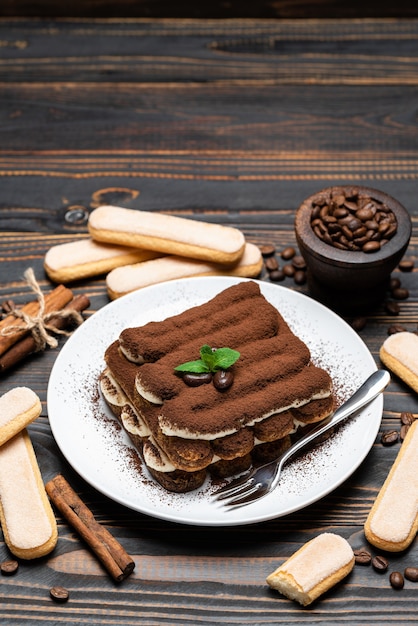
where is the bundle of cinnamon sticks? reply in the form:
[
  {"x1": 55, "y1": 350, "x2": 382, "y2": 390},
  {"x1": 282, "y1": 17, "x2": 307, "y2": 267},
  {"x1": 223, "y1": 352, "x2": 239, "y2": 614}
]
[{"x1": 0, "y1": 282, "x2": 90, "y2": 374}]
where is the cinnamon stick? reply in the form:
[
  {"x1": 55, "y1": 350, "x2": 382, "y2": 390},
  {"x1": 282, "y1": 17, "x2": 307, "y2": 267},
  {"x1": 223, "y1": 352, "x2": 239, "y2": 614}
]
[
  {"x1": 0, "y1": 284, "x2": 74, "y2": 357},
  {"x1": 0, "y1": 295, "x2": 90, "y2": 374},
  {"x1": 45, "y1": 474, "x2": 135, "y2": 582}
]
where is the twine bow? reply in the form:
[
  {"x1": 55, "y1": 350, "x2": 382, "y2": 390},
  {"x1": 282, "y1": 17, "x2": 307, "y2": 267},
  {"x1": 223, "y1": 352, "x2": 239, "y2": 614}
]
[{"x1": 0, "y1": 268, "x2": 84, "y2": 351}]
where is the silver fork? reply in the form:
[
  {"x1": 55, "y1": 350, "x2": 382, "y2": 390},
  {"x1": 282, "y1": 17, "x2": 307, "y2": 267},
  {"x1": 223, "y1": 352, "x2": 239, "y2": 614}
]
[{"x1": 212, "y1": 369, "x2": 390, "y2": 510}]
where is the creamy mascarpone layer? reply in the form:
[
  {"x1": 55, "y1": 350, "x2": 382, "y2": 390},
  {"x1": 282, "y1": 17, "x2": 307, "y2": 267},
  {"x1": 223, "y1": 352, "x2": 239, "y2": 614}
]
[{"x1": 158, "y1": 390, "x2": 332, "y2": 440}]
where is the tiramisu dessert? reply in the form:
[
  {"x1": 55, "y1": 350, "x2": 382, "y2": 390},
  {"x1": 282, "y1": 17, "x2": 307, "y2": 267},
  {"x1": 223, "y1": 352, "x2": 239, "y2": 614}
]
[{"x1": 99, "y1": 281, "x2": 334, "y2": 492}]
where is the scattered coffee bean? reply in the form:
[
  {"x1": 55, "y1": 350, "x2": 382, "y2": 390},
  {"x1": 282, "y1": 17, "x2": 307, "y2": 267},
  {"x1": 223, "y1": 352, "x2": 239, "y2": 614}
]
[
  {"x1": 1, "y1": 299, "x2": 15, "y2": 316},
  {"x1": 398, "y1": 259, "x2": 414, "y2": 272},
  {"x1": 183, "y1": 372, "x2": 212, "y2": 387},
  {"x1": 283, "y1": 264, "x2": 295, "y2": 277},
  {"x1": 213, "y1": 369, "x2": 234, "y2": 390},
  {"x1": 404, "y1": 566, "x2": 418, "y2": 582},
  {"x1": 50, "y1": 586, "x2": 70, "y2": 603},
  {"x1": 387, "y1": 324, "x2": 407, "y2": 335},
  {"x1": 293, "y1": 270, "x2": 307, "y2": 285},
  {"x1": 400, "y1": 424, "x2": 410, "y2": 441},
  {"x1": 354, "y1": 549, "x2": 372, "y2": 565},
  {"x1": 400, "y1": 412, "x2": 415, "y2": 425},
  {"x1": 372, "y1": 555, "x2": 389, "y2": 573},
  {"x1": 385, "y1": 301, "x2": 401, "y2": 315},
  {"x1": 389, "y1": 571, "x2": 404, "y2": 590},
  {"x1": 392, "y1": 287, "x2": 409, "y2": 300},
  {"x1": 390, "y1": 277, "x2": 401, "y2": 291},
  {"x1": 381, "y1": 430, "x2": 399, "y2": 446},
  {"x1": 280, "y1": 246, "x2": 296, "y2": 260},
  {"x1": 265, "y1": 256, "x2": 279, "y2": 272},
  {"x1": 351, "y1": 317, "x2": 368, "y2": 332},
  {"x1": 309, "y1": 188, "x2": 397, "y2": 252},
  {"x1": 0, "y1": 559, "x2": 19, "y2": 575},
  {"x1": 260, "y1": 244, "x2": 276, "y2": 257},
  {"x1": 268, "y1": 269, "x2": 285, "y2": 282},
  {"x1": 291, "y1": 255, "x2": 306, "y2": 270}
]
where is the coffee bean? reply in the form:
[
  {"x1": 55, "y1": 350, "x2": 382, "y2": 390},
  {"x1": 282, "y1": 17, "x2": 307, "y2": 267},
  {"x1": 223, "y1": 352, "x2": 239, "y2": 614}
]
[
  {"x1": 392, "y1": 287, "x2": 409, "y2": 300},
  {"x1": 351, "y1": 317, "x2": 367, "y2": 331},
  {"x1": 354, "y1": 549, "x2": 372, "y2": 565},
  {"x1": 260, "y1": 244, "x2": 276, "y2": 257},
  {"x1": 213, "y1": 369, "x2": 234, "y2": 390},
  {"x1": 389, "y1": 277, "x2": 401, "y2": 291},
  {"x1": 387, "y1": 324, "x2": 406, "y2": 335},
  {"x1": 265, "y1": 256, "x2": 279, "y2": 272},
  {"x1": 1, "y1": 559, "x2": 19, "y2": 575},
  {"x1": 283, "y1": 264, "x2": 295, "y2": 277},
  {"x1": 404, "y1": 566, "x2": 418, "y2": 582},
  {"x1": 291, "y1": 255, "x2": 306, "y2": 270},
  {"x1": 385, "y1": 301, "x2": 400, "y2": 315},
  {"x1": 362, "y1": 240, "x2": 381, "y2": 253},
  {"x1": 372, "y1": 555, "x2": 389, "y2": 572},
  {"x1": 400, "y1": 424, "x2": 410, "y2": 441},
  {"x1": 398, "y1": 259, "x2": 414, "y2": 272},
  {"x1": 381, "y1": 430, "x2": 399, "y2": 446},
  {"x1": 309, "y1": 190, "x2": 397, "y2": 252},
  {"x1": 293, "y1": 270, "x2": 307, "y2": 285},
  {"x1": 400, "y1": 412, "x2": 415, "y2": 425},
  {"x1": 183, "y1": 372, "x2": 212, "y2": 387},
  {"x1": 280, "y1": 246, "x2": 296, "y2": 260},
  {"x1": 389, "y1": 571, "x2": 404, "y2": 590},
  {"x1": 268, "y1": 269, "x2": 285, "y2": 282},
  {"x1": 50, "y1": 586, "x2": 70, "y2": 603}
]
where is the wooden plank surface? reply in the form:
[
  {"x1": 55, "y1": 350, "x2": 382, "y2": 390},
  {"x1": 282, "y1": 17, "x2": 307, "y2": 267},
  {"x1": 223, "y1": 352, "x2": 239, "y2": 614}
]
[{"x1": 0, "y1": 17, "x2": 417, "y2": 625}]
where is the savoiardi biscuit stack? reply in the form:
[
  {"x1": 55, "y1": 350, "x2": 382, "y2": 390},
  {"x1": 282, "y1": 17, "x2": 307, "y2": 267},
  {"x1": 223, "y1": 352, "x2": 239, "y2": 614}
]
[{"x1": 99, "y1": 281, "x2": 335, "y2": 492}]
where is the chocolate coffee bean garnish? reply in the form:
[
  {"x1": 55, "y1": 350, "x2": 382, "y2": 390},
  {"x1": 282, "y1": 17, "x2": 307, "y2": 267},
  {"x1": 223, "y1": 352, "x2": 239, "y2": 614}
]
[
  {"x1": 0, "y1": 559, "x2": 19, "y2": 575},
  {"x1": 213, "y1": 369, "x2": 234, "y2": 390},
  {"x1": 309, "y1": 189, "x2": 397, "y2": 252},
  {"x1": 50, "y1": 586, "x2": 70, "y2": 603},
  {"x1": 175, "y1": 345, "x2": 240, "y2": 391},
  {"x1": 183, "y1": 372, "x2": 212, "y2": 387},
  {"x1": 372, "y1": 555, "x2": 389, "y2": 573},
  {"x1": 404, "y1": 567, "x2": 418, "y2": 582},
  {"x1": 389, "y1": 571, "x2": 404, "y2": 590},
  {"x1": 354, "y1": 549, "x2": 372, "y2": 565}
]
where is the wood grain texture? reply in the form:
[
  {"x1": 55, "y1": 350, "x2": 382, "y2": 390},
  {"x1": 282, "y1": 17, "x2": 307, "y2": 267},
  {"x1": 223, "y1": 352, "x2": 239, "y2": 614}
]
[{"x1": 0, "y1": 16, "x2": 417, "y2": 625}]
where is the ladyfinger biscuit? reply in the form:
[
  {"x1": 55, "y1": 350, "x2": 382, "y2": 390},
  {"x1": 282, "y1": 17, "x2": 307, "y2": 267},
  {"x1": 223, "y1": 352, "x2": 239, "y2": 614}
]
[
  {"x1": 0, "y1": 429, "x2": 58, "y2": 559},
  {"x1": 44, "y1": 237, "x2": 161, "y2": 283},
  {"x1": 0, "y1": 386, "x2": 42, "y2": 447},
  {"x1": 364, "y1": 419, "x2": 418, "y2": 552},
  {"x1": 88, "y1": 205, "x2": 246, "y2": 265},
  {"x1": 266, "y1": 533, "x2": 355, "y2": 606},
  {"x1": 380, "y1": 331, "x2": 418, "y2": 393},
  {"x1": 106, "y1": 242, "x2": 263, "y2": 299}
]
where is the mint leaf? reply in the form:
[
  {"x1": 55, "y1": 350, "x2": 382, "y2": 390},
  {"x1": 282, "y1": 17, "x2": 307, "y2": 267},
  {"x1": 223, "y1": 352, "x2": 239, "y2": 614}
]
[
  {"x1": 174, "y1": 359, "x2": 210, "y2": 373},
  {"x1": 174, "y1": 345, "x2": 240, "y2": 374},
  {"x1": 212, "y1": 347, "x2": 240, "y2": 371}
]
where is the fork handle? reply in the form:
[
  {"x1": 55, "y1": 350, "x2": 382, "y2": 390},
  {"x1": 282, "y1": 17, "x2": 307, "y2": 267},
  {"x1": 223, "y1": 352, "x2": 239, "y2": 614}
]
[{"x1": 272, "y1": 369, "x2": 390, "y2": 485}]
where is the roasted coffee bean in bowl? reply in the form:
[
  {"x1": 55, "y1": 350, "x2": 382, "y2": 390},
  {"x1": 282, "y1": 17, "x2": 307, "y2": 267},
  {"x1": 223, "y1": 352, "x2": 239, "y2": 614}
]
[{"x1": 294, "y1": 186, "x2": 412, "y2": 314}]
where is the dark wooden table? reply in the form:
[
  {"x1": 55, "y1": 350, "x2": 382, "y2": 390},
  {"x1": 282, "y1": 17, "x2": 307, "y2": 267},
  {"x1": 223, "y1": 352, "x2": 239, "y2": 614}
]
[{"x1": 1, "y1": 16, "x2": 418, "y2": 625}]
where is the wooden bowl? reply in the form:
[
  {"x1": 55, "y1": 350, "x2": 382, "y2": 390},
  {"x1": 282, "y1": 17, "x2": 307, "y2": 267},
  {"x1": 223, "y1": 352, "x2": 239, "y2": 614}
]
[{"x1": 294, "y1": 185, "x2": 412, "y2": 314}]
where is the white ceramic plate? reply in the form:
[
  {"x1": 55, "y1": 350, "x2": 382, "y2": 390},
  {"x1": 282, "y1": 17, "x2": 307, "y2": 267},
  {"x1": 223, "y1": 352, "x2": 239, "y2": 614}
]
[{"x1": 47, "y1": 276, "x2": 382, "y2": 527}]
